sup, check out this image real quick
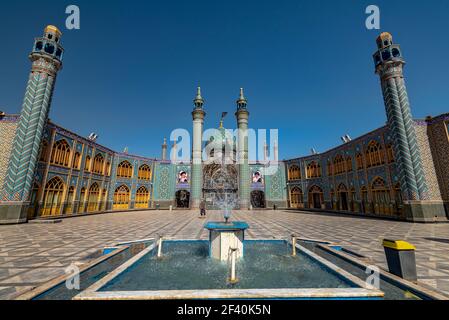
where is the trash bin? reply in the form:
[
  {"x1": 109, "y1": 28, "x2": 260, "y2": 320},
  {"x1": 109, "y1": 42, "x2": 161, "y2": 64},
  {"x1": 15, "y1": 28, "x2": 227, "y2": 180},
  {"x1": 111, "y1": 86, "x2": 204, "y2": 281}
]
[
  {"x1": 155, "y1": 204, "x2": 160, "y2": 210},
  {"x1": 382, "y1": 239, "x2": 417, "y2": 281}
]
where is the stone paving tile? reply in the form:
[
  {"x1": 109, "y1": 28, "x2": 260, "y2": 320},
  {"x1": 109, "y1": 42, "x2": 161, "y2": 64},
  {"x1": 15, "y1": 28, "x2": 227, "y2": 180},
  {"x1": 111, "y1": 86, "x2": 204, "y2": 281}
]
[
  {"x1": 0, "y1": 286, "x2": 34, "y2": 300},
  {"x1": 0, "y1": 268, "x2": 28, "y2": 279},
  {"x1": 0, "y1": 209, "x2": 448, "y2": 299},
  {"x1": 0, "y1": 267, "x2": 67, "y2": 286},
  {"x1": 0, "y1": 256, "x2": 57, "y2": 268}
]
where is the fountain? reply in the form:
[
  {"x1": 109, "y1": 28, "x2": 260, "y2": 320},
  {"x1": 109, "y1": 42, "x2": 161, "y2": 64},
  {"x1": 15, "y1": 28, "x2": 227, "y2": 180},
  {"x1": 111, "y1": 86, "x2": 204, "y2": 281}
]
[{"x1": 204, "y1": 209, "x2": 249, "y2": 262}]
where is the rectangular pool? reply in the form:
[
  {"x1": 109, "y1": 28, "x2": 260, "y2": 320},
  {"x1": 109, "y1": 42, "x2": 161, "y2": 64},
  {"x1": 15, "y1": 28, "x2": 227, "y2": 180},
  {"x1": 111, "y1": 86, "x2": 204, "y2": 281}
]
[{"x1": 75, "y1": 240, "x2": 384, "y2": 300}]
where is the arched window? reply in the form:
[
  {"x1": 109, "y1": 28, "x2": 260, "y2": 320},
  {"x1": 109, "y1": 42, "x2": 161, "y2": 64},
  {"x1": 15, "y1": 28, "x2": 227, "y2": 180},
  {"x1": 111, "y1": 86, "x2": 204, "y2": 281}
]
[
  {"x1": 288, "y1": 165, "x2": 301, "y2": 180},
  {"x1": 40, "y1": 140, "x2": 49, "y2": 162},
  {"x1": 105, "y1": 162, "x2": 111, "y2": 176},
  {"x1": 117, "y1": 161, "x2": 133, "y2": 178},
  {"x1": 327, "y1": 161, "x2": 333, "y2": 176},
  {"x1": 308, "y1": 185, "x2": 324, "y2": 209},
  {"x1": 372, "y1": 177, "x2": 386, "y2": 189},
  {"x1": 346, "y1": 156, "x2": 353, "y2": 172},
  {"x1": 84, "y1": 156, "x2": 91, "y2": 172},
  {"x1": 306, "y1": 161, "x2": 321, "y2": 179},
  {"x1": 290, "y1": 187, "x2": 303, "y2": 208},
  {"x1": 42, "y1": 177, "x2": 65, "y2": 216},
  {"x1": 78, "y1": 187, "x2": 86, "y2": 213},
  {"x1": 138, "y1": 164, "x2": 152, "y2": 180},
  {"x1": 67, "y1": 186, "x2": 75, "y2": 202},
  {"x1": 371, "y1": 177, "x2": 390, "y2": 215},
  {"x1": 337, "y1": 183, "x2": 349, "y2": 211},
  {"x1": 100, "y1": 189, "x2": 107, "y2": 211},
  {"x1": 135, "y1": 186, "x2": 150, "y2": 208},
  {"x1": 73, "y1": 152, "x2": 81, "y2": 169},
  {"x1": 92, "y1": 154, "x2": 105, "y2": 175},
  {"x1": 113, "y1": 185, "x2": 130, "y2": 210},
  {"x1": 50, "y1": 140, "x2": 71, "y2": 167},
  {"x1": 386, "y1": 144, "x2": 395, "y2": 163},
  {"x1": 361, "y1": 186, "x2": 369, "y2": 203},
  {"x1": 349, "y1": 187, "x2": 356, "y2": 212},
  {"x1": 64, "y1": 186, "x2": 75, "y2": 214},
  {"x1": 79, "y1": 187, "x2": 86, "y2": 203},
  {"x1": 356, "y1": 153, "x2": 364, "y2": 170},
  {"x1": 365, "y1": 141, "x2": 385, "y2": 168},
  {"x1": 333, "y1": 155, "x2": 346, "y2": 175},
  {"x1": 87, "y1": 183, "x2": 100, "y2": 212}
]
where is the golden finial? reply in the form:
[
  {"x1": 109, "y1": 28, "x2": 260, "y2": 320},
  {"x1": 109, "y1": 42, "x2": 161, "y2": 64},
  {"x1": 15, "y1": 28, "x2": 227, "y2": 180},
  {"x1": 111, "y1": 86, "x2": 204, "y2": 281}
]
[
  {"x1": 376, "y1": 32, "x2": 393, "y2": 49},
  {"x1": 45, "y1": 25, "x2": 62, "y2": 37},
  {"x1": 378, "y1": 32, "x2": 392, "y2": 39}
]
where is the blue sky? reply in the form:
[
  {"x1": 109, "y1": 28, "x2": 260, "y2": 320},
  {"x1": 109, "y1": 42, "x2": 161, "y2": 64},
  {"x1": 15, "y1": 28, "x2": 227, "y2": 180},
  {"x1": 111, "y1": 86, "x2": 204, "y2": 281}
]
[{"x1": 1, "y1": 0, "x2": 448, "y2": 160}]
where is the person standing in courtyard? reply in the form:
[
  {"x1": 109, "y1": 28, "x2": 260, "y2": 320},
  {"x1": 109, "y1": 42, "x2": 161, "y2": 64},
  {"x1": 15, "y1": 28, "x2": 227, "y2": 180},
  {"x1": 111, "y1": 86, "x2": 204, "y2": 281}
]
[{"x1": 199, "y1": 199, "x2": 206, "y2": 218}]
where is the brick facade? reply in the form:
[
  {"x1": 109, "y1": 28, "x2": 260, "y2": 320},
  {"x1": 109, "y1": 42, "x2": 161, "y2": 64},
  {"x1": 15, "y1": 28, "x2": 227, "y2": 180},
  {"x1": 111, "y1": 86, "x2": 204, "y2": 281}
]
[
  {"x1": 0, "y1": 117, "x2": 18, "y2": 195},
  {"x1": 414, "y1": 122, "x2": 442, "y2": 200},
  {"x1": 426, "y1": 114, "x2": 449, "y2": 202}
]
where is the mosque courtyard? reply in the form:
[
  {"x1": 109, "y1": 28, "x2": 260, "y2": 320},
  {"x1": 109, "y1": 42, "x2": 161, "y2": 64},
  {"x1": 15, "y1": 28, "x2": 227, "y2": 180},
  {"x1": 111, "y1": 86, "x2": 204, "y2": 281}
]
[{"x1": 0, "y1": 210, "x2": 449, "y2": 299}]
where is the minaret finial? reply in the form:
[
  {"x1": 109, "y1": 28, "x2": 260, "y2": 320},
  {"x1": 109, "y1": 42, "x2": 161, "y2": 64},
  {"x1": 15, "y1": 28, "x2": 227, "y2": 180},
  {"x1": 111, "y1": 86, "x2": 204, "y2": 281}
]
[
  {"x1": 219, "y1": 112, "x2": 228, "y2": 129},
  {"x1": 193, "y1": 86, "x2": 204, "y2": 109},
  {"x1": 236, "y1": 87, "x2": 247, "y2": 110}
]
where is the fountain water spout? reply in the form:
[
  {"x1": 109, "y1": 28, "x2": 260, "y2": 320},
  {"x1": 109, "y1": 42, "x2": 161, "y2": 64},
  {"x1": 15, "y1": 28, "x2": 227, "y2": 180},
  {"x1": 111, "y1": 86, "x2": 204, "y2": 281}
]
[
  {"x1": 291, "y1": 234, "x2": 297, "y2": 257},
  {"x1": 157, "y1": 235, "x2": 163, "y2": 259},
  {"x1": 229, "y1": 247, "x2": 239, "y2": 284},
  {"x1": 224, "y1": 209, "x2": 231, "y2": 224}
]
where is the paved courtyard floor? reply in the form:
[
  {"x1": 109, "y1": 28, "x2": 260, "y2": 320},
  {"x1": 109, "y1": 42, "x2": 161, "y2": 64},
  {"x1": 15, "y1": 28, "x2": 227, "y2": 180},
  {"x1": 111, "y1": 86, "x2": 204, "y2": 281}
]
[{"x1": 1, "y1": 209, "x2": 449, "y2": 299}]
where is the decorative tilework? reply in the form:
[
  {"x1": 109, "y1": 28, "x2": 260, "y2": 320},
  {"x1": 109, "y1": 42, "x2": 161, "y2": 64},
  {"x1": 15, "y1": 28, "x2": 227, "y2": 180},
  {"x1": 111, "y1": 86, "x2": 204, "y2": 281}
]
[
  {"x1": 414, "y1": 123, "x2": 442, "y2": 200},
  {"x1": 153, "y1": 162, "x2": 175, "y2": 201},
  {"x1": 0, "y1": 121, "x2": 18, "y2": 197}
]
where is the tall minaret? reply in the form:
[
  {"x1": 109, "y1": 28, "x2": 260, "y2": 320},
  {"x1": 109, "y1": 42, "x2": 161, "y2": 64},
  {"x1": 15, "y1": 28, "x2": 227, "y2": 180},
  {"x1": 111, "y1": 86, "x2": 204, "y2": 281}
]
[
  {"x1": 235, "y1": 88, "x2": 250, "y2": 209},
  {"x1": 373, "y1": 32, "x2": 428, "y2": 202},
  {"x1": 191, "y1": 87, "x2": 205, "y2": 209},
  {"x1": 1, "y1": 26, "x2": 64, "y2": 222},
  {"x1": 161, "y1": 137, "x2": 167, "y2": 160},
  {"x1": 263, "y1": 142, "x2": 268, "y2": 162}
]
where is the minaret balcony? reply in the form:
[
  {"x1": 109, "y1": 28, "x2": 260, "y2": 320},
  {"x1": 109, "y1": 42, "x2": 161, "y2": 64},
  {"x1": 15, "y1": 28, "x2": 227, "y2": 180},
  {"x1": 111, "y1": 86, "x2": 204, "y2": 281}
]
[
  {"x1": 32, "y1": 37, "x2": 64, "y2": 61},
  {"x1": 373, "y1": 44, "x2": 403, "y2": 68}
]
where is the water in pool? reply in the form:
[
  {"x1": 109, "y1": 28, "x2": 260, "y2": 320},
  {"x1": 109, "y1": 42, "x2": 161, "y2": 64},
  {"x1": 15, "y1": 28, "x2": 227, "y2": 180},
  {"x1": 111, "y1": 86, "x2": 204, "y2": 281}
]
[{"x1": 100, "y1": 241, "x2": 354, "y2": 291}]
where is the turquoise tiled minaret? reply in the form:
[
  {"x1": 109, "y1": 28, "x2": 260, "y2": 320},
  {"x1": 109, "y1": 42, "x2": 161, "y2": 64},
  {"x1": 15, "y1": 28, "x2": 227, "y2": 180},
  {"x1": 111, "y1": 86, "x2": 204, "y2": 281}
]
[
  {"x1": 191, "y1": 87, "x2": 206, "y2": 209},
  {"x1": 373, "y1": 33, "x2": 446, "y2": 222},
  {"x1": 373, "y1": 32, "x2": 428, "y2": 201},
  {"x1": 0, "y1": 26, "x2": 64, "y2": 223},
  {"x1": 235, "y1": 88, "x2": 250, "y2": 209}
]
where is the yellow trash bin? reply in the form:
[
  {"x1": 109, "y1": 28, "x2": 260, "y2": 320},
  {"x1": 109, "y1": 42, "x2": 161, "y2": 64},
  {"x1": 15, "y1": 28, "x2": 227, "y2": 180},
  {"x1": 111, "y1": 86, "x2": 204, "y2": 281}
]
[{"x1": 382, "y1": 239, "x2": 417, "y2": 281}]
